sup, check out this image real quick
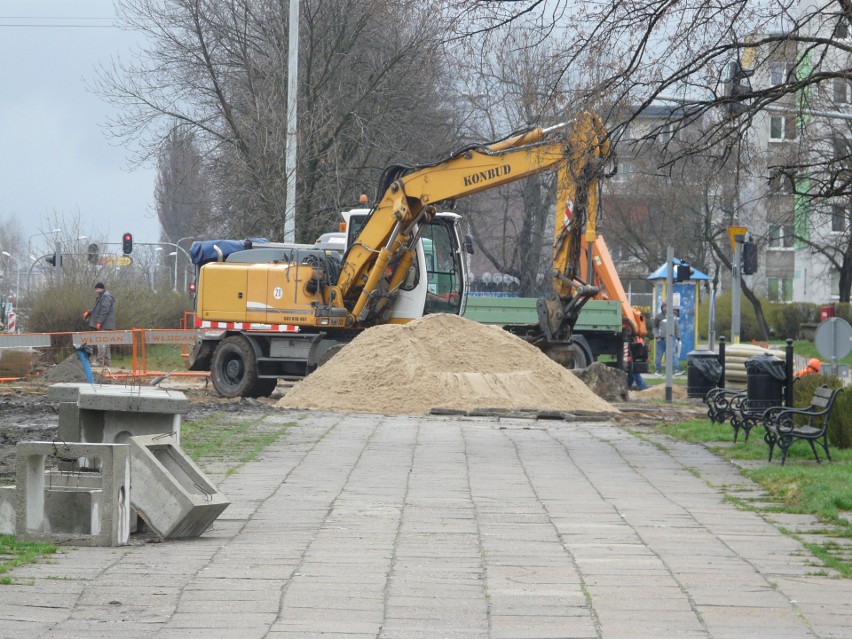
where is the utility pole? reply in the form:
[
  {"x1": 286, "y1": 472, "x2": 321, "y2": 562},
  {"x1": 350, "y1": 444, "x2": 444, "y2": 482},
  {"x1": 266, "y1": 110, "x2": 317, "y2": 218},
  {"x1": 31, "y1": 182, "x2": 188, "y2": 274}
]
[
  {"x1": 283, "y1": 0, "x2": 299, "y2": 243},
  {"x1": 732, "y1": 233, "x2": 743, "y2": 344},
  {"x1": 665, "y1": 246, "x2": 674, "y2": 403}
]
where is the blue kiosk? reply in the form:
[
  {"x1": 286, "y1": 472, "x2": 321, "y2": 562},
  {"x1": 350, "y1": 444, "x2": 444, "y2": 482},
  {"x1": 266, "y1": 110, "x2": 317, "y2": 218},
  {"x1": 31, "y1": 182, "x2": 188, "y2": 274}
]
[{"x1": 648, "y1": 259, "x2": 711, "y2": 363}]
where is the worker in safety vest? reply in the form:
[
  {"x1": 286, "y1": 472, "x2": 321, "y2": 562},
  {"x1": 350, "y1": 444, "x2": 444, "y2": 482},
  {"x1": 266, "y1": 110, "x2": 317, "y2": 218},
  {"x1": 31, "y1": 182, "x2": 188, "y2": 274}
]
[{"x1": 795, "y1": 358, "x2": 821, "y2": 378}]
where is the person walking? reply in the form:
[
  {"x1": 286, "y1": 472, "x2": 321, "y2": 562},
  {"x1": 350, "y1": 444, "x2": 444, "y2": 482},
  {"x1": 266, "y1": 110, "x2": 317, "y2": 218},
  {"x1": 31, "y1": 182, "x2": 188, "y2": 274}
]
[
  {"x1": 83, "y1": 282, "x2": 116, "y2": 366},
  {"x1": 653, "y1": 302, "x2": 681, "y2": 375},
  {"x1": 626, "y1": 362, "x2": 648, "y2": 391}
]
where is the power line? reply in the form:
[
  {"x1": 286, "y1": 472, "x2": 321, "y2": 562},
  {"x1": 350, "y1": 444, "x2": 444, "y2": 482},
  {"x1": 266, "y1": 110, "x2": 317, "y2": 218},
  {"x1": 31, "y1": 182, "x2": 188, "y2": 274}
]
[
  {"x1": 0, "y1": 17, "x2": 113, "y2": 20},
  {"x1": 0, "y1": 24, "x2": 116, "y2": 28},
  {"x1": 0, "y1": 16, "x2": 116, "y2": 28}
]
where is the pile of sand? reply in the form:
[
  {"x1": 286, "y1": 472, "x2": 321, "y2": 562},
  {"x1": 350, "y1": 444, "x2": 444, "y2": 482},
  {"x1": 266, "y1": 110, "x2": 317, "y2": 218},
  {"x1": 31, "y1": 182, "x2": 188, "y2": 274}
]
[{"x1": 277, "y1": 313, "x2": 616, "y2": 416}]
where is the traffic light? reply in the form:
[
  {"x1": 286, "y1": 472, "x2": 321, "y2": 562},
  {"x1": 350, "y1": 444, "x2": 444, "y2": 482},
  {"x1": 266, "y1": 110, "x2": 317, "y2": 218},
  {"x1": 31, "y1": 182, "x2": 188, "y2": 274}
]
[
  {"x1": 122, "y1": 233, "x2": 133, "y2": 255},
  {"x1": 188, "y1": 281, "x2": 197, "y2": 294},
  {"x1": 87, "y1": 243, "x2": 99, "y2": 265},
  {"x1": 676, "y1": 262, "x2": 692, "y2": 282},
  {"x1": 742, "y1": 240, "x2": 758, "y2": 275},
  {"x1": 46, "y1": 254, "x2": 57, "y2": 267}
]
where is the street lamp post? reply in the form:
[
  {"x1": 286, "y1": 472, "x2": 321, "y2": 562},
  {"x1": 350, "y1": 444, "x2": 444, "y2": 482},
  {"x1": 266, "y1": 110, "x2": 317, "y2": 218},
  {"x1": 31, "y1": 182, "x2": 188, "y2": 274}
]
[
  {"x1": 169, "y1": 252, "x2": 178, "y2": 292},
  {"x1": 1, "y1": 251, "x2": 21, "y2": 301},
  {"x1": 154, "y1": 247, "x2": 163, "y2": 290},
  {"x1": 27, "y1": 229, "x2": 61, "y2": 260},
  {"x1": 177, "y1": 237, "x2": 197, "y2": 291}
]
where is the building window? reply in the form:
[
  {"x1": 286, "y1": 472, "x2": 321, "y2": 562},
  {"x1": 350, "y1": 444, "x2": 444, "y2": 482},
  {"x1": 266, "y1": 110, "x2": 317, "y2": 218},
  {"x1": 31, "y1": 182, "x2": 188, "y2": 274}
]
[
  {"x1": 657, "y1": 122, "x2": 674, "y2": 143},
  {"x1": 768, "y1": 223, "x2": 795, "y2": 248},
  {"x1": 769, "y1": 114, "x2": 797, "y2": 141},
  {"x1": 770, "y1": 62, "x2": 794, "y2": 85},
  {"x1": 834, "y1": 78, "x2": 851, "y2": 104},
  {"x1": 770, "y1": 115, "x2": 784, "y2": 140},
  {"x1": 768, "y1": 277, "x2": 793, "y2": 302},
  {"x1": 613, "y1": 160, "x2": 633, "y2": 182},
  {"x1": 832, "y1": 205, "x2": 848, "y2": 233},
  {"x1": 831, "y1": 270, "x2": 841, "y2": 300}
]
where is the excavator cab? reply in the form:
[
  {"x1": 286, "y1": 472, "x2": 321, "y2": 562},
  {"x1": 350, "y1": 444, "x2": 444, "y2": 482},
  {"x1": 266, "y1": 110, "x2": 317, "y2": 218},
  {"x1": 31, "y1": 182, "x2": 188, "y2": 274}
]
[{"x1": 342, "y1": 209, "x2": 468, "y2": 320}]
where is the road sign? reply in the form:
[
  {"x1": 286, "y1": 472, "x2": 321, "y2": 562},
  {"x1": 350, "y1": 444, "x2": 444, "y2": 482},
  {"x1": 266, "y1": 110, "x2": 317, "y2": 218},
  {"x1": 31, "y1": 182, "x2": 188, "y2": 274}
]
[
  {"x1": 814, "y1": 317, "x2": 852, "y2": 361},
  {"x1": 99, "y1": 255, "x2": 133, "y2": 267},
  {"x1": 727, "y1": 226, "x2": 747, "y2": 253}
]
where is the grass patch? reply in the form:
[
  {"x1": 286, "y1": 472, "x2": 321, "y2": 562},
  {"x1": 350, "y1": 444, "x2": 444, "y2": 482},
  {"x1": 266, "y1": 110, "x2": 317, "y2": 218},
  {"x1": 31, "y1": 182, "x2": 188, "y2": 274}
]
[
  {"x1": 774, "y1": 340, "x2": 852, "y2": 366},
  {"x1": 0, "y1": 535, "x2": 57, "y2": 579},
  {"x1": 111, "y1": 344, "x2": 188, "y2": 371},
  {"x1": 656, "y1": 417, "x2": 852, "y2": 576},
  {"x1": 180, "y1": 411, "x2": 295, "y2": 476}
]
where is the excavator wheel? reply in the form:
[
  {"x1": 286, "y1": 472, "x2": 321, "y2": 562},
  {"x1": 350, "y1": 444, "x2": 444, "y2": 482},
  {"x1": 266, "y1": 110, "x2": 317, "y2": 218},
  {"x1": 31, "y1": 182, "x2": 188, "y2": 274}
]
[
  {"x1": 569, "y1": 343, "x2": 591, "y2": 369},
  {"x1": 317, "y1": 344, "x2": 345, "y2": 367},
  {"x1": 540, "y1": 342, "x2": 591, "y2": 370},
  {"x1": 210, "y1": 335, "x2": 275, "y2": 398}
]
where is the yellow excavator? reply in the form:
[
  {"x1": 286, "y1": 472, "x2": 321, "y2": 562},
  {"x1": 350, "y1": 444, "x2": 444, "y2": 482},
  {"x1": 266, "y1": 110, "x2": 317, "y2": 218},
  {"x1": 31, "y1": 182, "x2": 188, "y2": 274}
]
[{"x1": 188, "y1": 111, "x2": 636, "y2": 397}]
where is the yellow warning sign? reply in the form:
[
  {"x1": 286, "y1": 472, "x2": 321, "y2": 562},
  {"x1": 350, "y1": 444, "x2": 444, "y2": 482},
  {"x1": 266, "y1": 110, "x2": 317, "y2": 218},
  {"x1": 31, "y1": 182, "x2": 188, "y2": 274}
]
[{"x1": 728, "y1": 226, "x2": 747, "y2": 253}]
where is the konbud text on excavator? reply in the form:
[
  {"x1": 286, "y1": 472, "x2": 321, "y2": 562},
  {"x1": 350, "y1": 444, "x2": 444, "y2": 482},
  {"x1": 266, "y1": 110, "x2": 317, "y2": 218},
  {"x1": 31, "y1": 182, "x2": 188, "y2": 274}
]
[{"x1": 187, "y1": 111, "x2": 649, "y2": 398}]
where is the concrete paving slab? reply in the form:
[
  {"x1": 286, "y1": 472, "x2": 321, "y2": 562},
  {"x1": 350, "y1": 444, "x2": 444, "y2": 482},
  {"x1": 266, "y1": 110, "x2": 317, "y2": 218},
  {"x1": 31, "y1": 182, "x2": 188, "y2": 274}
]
[{"x1": 2, "y1": 412, "x2": 850, "y2": 638}]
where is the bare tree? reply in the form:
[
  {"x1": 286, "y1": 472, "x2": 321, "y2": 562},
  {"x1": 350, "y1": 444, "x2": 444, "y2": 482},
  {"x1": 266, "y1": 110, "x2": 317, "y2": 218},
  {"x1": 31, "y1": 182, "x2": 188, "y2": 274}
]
[
  {"x1": 156, "y1": 124, "x2": 211, "y2": 243},
  {"x1": 449, "y1": 29, "x2": 591, "y2": 295},
  {"x1": 446, "y1": 0, "x2": 852, "y2": 325},
  {"x1": 98, "y1": 0, "x2": 454, "y2": 243}
]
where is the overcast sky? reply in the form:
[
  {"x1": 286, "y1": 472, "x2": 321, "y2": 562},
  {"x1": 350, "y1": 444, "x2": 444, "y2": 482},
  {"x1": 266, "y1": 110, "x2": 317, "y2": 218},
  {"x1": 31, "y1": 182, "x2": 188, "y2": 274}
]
[{"x1": 0, "y1": 0, "x2": 159, "y2": 257}]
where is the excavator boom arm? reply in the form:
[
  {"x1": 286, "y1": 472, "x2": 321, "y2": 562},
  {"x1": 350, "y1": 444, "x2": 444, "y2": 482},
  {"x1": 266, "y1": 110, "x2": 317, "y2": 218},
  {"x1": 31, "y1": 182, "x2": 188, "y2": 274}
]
[{"x1": 337, "y1": 112, "x2": 611, "y2": 325}]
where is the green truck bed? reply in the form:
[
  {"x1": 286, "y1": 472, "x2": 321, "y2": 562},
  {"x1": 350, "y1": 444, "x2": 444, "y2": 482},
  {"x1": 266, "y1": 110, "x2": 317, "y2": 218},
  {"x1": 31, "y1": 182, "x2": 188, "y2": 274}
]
[{"x1": 461, "y1": 297, "x2": 622, "y2": 333}]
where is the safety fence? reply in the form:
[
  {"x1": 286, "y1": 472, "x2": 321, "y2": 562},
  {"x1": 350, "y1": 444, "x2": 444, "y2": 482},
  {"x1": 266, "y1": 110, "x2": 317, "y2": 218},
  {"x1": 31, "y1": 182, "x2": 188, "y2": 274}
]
[{"x1": 0, "y1": 326, "x2": 208, "y2": 383}]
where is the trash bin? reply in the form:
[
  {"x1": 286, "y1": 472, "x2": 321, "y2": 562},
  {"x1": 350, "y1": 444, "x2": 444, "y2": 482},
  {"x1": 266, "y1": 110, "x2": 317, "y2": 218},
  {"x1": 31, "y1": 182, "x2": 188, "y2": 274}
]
[
  {"x1": 687, "y1": 350, "x2": 722, "y2": 398},
  {"x1": 745, "y1": 353, "x2": 785, "y2": 410}
]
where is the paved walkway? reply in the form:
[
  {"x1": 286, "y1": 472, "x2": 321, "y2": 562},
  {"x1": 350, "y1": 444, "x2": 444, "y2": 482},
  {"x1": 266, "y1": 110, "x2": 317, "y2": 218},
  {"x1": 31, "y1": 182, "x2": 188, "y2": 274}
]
[{"x1": 1, "y1": 411, "x2": 850, "y2": 639}]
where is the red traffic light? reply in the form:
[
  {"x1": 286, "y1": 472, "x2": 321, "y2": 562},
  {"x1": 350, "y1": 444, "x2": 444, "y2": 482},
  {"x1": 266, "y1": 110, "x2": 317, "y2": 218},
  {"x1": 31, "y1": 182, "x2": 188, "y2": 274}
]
[
  {"x1": 188, "y1": 281, "x2": 197, "y2": 293},
  {"x1": 122, "y1": 233, "x2": 133, "y2": 255}
]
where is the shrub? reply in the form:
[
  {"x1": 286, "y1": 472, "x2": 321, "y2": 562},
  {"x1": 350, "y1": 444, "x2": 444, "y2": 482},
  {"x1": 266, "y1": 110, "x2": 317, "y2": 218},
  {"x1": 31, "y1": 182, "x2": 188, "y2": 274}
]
[
  {"x1": 24, "y1": 269, "x2": 192, "y2": 334},
  {"x1": 697, "y1": 293, "x2": 821, "y2": 343},
  {"x1": 793, "y1": 374, "x2": 851, "y2": 449},
  {"x1": 704, "y1": 292, "x2": 763, "y2": 341},
  {"x1": 766, "y1": 303, "x2": 819, "y2": 341}
]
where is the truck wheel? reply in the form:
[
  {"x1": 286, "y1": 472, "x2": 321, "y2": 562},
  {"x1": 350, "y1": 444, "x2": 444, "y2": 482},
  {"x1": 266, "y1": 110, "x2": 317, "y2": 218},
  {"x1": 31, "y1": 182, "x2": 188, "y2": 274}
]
[
  {"x1": 211, "y1": 336, "x2": 262, "y2": 398},
  {"x1": 251, "y1": 378, "x2": 278, "y2": 398}
]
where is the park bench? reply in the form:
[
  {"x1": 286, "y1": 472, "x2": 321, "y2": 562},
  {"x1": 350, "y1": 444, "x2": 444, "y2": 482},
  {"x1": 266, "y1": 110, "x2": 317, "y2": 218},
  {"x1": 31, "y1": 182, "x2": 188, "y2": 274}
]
[
  {"x1": 704, "y1": 388, "x2": 763, "y2": 442},
  {"x1": 705, "y1": 387, "x2": 742, "y2": 424},
  {"x1": 761, "y1": 385, "x2": 844, "y2": 465}
]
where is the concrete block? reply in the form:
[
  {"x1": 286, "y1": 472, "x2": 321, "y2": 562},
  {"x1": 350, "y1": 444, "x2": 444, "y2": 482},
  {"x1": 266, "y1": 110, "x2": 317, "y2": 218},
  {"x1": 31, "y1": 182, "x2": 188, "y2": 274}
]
[
  {"x1": 51, "y1": 384, "x2": 187, "y2": 470},
  {"x1": 15, "y1": 442, "x2": 131, "y2": 547},
  {"x1": 129, "y1": 434, "x2": 229, "y2": 540},
  {"x1": 48, "y1": 383, "x2": 190, "y2": 414},
  {"x1": 44, "y1": 488, "x2": 102, "y2": 535},
  {"x1": 43, "y1": 470, "x2": 141, "y2": 534},
  {"x1": 0, "y1": 486, "x2": 15, "y2": 535}
]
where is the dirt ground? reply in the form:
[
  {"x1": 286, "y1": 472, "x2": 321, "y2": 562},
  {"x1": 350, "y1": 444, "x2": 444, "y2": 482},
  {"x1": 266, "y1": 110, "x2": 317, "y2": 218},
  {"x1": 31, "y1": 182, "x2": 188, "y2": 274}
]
[{"x1": 0, "y1": 375, "x2": 288, "y2": 486}]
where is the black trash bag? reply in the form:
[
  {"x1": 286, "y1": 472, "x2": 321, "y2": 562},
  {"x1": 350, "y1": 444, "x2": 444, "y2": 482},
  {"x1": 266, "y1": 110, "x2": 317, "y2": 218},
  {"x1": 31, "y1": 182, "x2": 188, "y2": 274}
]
[
  {"x1": 745, "y1": 353, "x2": 786, "y2": 381},
  {"x1": 691, "y1": 356, "x2": 722, "y2": 384}
]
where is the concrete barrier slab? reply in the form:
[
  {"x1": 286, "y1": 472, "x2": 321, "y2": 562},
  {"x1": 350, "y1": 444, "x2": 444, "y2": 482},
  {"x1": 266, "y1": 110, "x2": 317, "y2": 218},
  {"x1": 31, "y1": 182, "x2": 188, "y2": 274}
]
[
  {"x1": 129, "y1": 434, "x2": 229, "y2": 540},
  {"x1": 15, "y1": 442, "x2": 130, "y2": 547},
  {"x1": 52, "y1": 384, "x2": 186, "y2": 464},
  {"x1": 47, "y1": 383, "x2": 189, "y2": 414},
  {"x1": 0, "y1": 486, "x2": 15, "y2": 535}
]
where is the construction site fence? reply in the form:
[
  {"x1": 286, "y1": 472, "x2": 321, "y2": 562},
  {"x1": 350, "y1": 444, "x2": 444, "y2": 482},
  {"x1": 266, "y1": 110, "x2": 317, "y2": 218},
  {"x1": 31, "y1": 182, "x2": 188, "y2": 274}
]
[{"x1": 0, "y1": 327, "x2": 208, "y2": 383}]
